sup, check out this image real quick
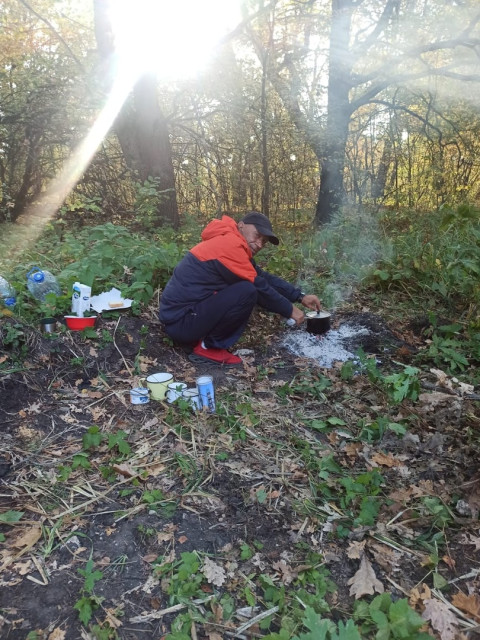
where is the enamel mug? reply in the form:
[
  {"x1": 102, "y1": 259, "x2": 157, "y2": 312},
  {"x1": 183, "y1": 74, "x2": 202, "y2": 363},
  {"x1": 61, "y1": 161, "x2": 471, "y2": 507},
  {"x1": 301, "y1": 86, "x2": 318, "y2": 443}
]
[{"x1": 140, "y1": 372, "x2": 173, "y2": 401}]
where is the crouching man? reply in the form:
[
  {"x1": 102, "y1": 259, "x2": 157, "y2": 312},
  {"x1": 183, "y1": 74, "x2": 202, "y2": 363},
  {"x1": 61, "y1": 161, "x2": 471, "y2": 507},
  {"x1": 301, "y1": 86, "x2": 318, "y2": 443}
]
[{"x1": 159, "y1": 212, "x2": 321, "y2": 365}]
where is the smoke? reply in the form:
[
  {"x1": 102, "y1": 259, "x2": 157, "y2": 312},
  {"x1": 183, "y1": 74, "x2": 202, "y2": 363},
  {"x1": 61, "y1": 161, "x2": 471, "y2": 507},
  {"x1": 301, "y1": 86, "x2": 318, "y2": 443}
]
[{"x1": 296, "y1": 207, "x2": 388, "y2": 310}]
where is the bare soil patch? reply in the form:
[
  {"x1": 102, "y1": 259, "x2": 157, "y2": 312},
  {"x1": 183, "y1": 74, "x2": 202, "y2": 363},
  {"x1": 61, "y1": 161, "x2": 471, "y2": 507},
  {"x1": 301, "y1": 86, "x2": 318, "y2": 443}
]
[{"x1": 1, "y1": 308, "x2": 479, "y2": 639}]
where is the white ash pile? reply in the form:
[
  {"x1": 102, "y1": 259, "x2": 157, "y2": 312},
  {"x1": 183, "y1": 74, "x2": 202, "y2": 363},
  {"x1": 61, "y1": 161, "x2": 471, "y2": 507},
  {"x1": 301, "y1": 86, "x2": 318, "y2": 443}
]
[{"x1": 281, "y1": 322, "x2": 370, "y2": 368}]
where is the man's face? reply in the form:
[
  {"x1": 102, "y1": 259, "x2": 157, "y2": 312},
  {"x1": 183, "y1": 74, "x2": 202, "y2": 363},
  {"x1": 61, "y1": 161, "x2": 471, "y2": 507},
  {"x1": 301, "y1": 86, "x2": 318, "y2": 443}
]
[{"x1": 238, "y1": 222, "x2": 268, "y2": 255}]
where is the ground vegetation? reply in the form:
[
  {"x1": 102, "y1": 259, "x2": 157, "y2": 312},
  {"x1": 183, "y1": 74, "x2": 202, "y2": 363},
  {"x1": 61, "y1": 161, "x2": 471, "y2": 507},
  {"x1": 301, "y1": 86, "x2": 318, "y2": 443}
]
[{"x1": 0, "y1": 206, "x2": 479, "y2": 639}]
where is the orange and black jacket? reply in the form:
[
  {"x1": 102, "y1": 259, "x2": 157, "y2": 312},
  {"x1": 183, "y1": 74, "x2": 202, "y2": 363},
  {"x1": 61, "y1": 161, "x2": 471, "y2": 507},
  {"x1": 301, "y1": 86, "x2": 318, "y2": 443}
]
[{"x1": 159, "y1": 215, "x2": 302, "y2": 325}]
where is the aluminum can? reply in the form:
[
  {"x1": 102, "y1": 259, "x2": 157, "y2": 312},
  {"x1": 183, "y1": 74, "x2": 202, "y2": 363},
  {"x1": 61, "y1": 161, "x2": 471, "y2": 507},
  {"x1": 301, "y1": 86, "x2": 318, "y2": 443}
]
[{"x1": 196, "y1": 375, "x2": 215, "y2": 413}]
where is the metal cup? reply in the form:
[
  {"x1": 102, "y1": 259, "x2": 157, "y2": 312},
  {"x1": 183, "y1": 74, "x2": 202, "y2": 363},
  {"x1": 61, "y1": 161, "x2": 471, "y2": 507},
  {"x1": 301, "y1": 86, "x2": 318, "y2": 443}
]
[
  {"x1": 130, "y1": 387, "x2": 150, "y2": 405},
  {"x1": 166, "y1": 382, "x2": 187, "y2": 403},
  {"x1": 182, "y1": 388, "x2": 201, "y2": 411},
  {"x1": 40, "y1": 317, "x2": 57, "y2": 333}
]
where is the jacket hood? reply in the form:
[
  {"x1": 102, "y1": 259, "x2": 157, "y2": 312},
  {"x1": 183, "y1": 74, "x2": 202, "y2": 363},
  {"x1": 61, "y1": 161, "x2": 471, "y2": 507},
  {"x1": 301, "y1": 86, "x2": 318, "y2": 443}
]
[{"x1": 201, "y1": 215, "x2": 239, "y2": 242}]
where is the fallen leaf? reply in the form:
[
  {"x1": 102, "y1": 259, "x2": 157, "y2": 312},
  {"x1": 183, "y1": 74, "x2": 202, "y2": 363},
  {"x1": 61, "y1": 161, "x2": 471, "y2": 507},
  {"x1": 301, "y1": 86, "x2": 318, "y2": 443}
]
[
  {"x1": 411, "y1": 480, "x2": 434, "y2": 497},
  {"x1": 157, "y1": 531, "x2": 174, "y2": 544},
  {"x1": 85, "y1": 391, "x2": 102, "y2": 399},
  {"x1": 344, "y1": 442, "x2": 362, "y2": 459},
  {"x1": 142, "y1": 554, "x2": 158, "y2": 563},
  {"x1": 422, "y1": 598, "x2": 459, "y2": 640},
  {"x1": 418, "y1": 392, "x2": 457, "y2": 412},
  {"x1": 460, "y1": 533, "x2": 480, "y2": 551},
  {"x1": 371, "y1": 451, "x2": 401, "y2": 467},
  {"x1": 369, "y1": 541, "x2": 400, "y2": 572},
  {"x1": 211, "y1": 602, "x2": 224, "y2": 625},
  {"x1": 347, "y1": 554, "x2": 384, "y2": 599},
  {"x1": 143, "y1": 417, "x2": 159, "y2": 430},
  {"x1": 388, "y1": 487, "x2": 413, "y2": 503},
  {"x1": 451, "y1": 592, "x2": 480, "y2": 622},
  {"x1": 12, "y1": 525, "x2": 42, "y2": 550},
  {"x1": 409, "y1": 583, "x2": 431, "y2": 607},
  {"x1": 90, "y1": 407, "x2": 107, "y2": 421},
  {"x1": 272, "y1": 560, "x2": 295, "y2": 585},
  {"x1": 442, "y1": 555, "x2": 456, "y2": 570},
  {"x1": 178, "y1": 535, "x2": 188, "y2": 544},
  {"x1": 48, "y1": 628, "x2": 66, "y2": 640},
  {"x1": 104, "y1": 608, "x2": 123, "y2": 629},
  {"x1": 112, "y1": 463, "x2": 137, "y2": 478},
  {"x1": 13, "y1": 560, "x2": 32, "y2": 575},
  {"x1": 347, "y1": 540, "x2": 367, "y2": 559},
  {"x1": 202, "y1": 556, "x2": 226, "y2": 587}
]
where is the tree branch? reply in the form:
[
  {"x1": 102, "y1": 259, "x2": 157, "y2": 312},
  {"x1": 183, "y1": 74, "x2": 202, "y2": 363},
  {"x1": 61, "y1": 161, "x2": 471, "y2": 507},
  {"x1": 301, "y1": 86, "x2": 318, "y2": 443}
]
[{"x1": 17, "y1": 0, "x2": 84, "y2": 70}]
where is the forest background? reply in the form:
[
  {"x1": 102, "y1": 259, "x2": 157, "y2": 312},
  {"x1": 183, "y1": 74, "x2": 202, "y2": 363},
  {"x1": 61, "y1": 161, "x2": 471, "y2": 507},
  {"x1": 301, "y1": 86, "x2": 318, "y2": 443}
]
[
  {"x1": 2, "y1": 0, "x2": 480, "y2": 231},
  {"x1": 1, "y1": 0, "x2": 480, "y2": 319}
]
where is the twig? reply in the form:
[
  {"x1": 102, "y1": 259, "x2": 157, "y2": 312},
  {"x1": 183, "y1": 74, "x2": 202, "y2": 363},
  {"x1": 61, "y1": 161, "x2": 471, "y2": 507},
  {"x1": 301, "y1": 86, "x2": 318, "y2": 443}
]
[
  {"x1": 112, "y1": 316, "x2": 132, "y2": 376},
  {"x1": 233, "y1": 605, "x2": 279, "y2": 636},
  {"x1": 370, "y1": 534, "x2": 424, "y2": 558},
  {"x1": 448, "y1": 568, "x2": 480, "y2": 584},
  {"x1": 30, "y1": 554, "x2": 48, "y2": 585},
  {"x1": 420, "y1": 381, "x2": 480, "y2": 400},
  {"x1": 129, "y1": 596, "x2": 213, "y2": 623},
  {"x1": 383, "y1": 575, "x2": 410, "y2": 596}
]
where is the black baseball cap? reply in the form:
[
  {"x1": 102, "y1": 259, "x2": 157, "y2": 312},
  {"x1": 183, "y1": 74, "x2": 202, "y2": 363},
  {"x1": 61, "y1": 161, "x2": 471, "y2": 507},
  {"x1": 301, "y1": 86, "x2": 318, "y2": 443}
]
[{"x1": 241, "y1": 211, "x2": 279, "y2": 245}]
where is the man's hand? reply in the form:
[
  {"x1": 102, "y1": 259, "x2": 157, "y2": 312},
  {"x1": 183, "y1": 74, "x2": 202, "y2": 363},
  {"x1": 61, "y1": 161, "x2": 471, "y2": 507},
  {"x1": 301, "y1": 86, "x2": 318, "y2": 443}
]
[
  {"x1": 300, "y1": 294, "x2": 321, "y2": 311},
  {"x1": 290, "y1": 306, "x2": 305, "y2": 326}
]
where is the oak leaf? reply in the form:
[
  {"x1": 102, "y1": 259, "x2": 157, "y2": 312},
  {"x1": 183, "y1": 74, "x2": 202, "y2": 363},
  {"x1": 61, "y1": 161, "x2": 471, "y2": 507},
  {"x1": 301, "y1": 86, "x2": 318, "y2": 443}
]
[
  {"x1": 451, "y1": 592, "x2": 480, "y2": 622},
  {"x1": 348, "y1": 554, "x2": 384, "y2": 599},
  {"x1": 347, "y1": 540, "x2": 366, "y2": 559},
  {"x1": 272, "y1": 560, "x2": 295, "y2": 585},
  {"x1": 422, "y1": 598, "x2": 459, "y2": 640}
]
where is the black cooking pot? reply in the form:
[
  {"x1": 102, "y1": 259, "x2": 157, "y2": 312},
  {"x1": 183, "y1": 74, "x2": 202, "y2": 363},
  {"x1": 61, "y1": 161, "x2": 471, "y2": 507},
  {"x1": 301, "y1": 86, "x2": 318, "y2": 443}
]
[{"x1": 306, "y1": 311, "x2": 331, "y2": 335}]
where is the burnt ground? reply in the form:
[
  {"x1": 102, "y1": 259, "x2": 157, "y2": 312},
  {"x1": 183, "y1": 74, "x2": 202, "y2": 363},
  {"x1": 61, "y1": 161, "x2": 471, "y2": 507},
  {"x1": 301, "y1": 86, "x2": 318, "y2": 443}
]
[{"x1": 0, "y1": 305, "x2": 479, "y2": 640}]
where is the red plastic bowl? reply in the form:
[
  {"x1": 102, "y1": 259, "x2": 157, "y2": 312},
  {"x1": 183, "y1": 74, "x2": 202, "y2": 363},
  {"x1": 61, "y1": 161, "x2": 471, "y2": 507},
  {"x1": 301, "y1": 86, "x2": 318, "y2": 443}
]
[{"x1": 64, "y1": 315, "x2": 97, "y2": 331}]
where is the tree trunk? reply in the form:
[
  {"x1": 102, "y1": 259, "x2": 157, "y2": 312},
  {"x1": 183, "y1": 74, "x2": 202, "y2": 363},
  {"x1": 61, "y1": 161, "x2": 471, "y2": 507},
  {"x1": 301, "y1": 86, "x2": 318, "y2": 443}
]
[
  {"x1": 314, "y1": 0, "x2": 354, "y2": 225},
  {"x1": 93, "y1": 0, "x2": 178, "y2": 227},
  {"x1": 260, "y1": 49, "x2": 270, "y2": 216}
]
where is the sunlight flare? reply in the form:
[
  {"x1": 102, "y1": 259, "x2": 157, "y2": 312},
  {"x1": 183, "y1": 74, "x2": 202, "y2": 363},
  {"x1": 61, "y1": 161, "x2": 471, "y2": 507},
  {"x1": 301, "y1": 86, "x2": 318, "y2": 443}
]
[
  {"x1": 6, "y1": 72, "x2": 135, "y2": 259},
  {"x1": 109, "y1": 0, "x2": 241, "y2": 80}
]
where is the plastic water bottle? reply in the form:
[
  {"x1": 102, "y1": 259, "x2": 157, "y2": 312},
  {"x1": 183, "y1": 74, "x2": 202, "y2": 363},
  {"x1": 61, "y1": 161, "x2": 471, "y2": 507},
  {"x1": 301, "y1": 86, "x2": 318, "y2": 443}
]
[
  {"x1": 26, "y1": 266, "x2": 62, "y2": 302},
  {"x1": 0, "y1": 276, "x2": 16, "y2": 307}
]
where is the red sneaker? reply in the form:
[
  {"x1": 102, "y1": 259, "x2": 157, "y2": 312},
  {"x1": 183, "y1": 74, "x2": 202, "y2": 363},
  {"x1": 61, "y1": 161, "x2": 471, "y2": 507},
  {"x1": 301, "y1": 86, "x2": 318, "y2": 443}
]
[{"x1": 189, "y1": 342, "x2": 242, "y2": 366}]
